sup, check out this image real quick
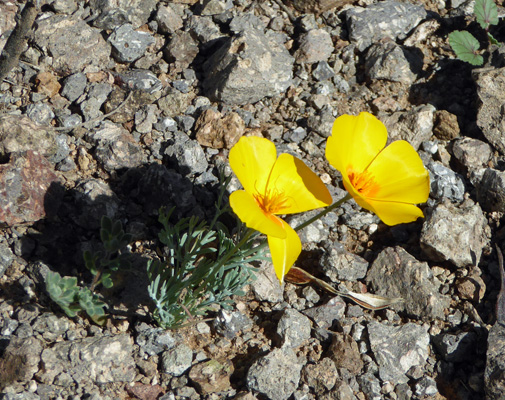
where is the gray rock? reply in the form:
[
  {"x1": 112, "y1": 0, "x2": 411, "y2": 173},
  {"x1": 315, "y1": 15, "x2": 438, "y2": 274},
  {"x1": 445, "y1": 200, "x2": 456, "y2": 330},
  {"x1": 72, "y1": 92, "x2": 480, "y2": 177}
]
[
  {"x1": 203, "y1": 28, "x2": 294, "y2": 105},
  {"x1": 485, "y1": 324, "x2": 505, "y2": 399},
  {"x1": 251, "y1": 261, "x2": 284, "y2": 303},
  {"x1": 414, "y1": 376, "x2": 439, "y2": 397},
  {"x1": 0, "y1": 241, "x2": 14, "y2": 279},
  {"x1": 477, "y1": 168, "x2": 505, "y2": 213},
  {"x1": 117, "y1": 69, "x2": 163, "y2": 94},
  {"x1": 277, "y1": 308, "x2": 312, "y2": 349},
  {"x1": 247, "y1": 347, "x2": 302, "y2": 400},
  {"x1": 92, "y1": 122, "x2": 144, "y2": 172},
  {"x1": 135, "y1": 322, "x2": 176, "y2": 356},
  {"x1": 367, "y1": 246, "x2": 450, "y2": 320},
  {"x1": 157, "y1": 89, "x2": 194, "y2": 117},
  {"x1": 2, "y1": 393, "x2": 40, "y2": 400},
  {"x1": 48, "y1": 0, "x2": 78, "y2": 14},
  {"x1": 160, "y1": 343, "x2": 194, "y2": 376},
  {"x1": 327, "y1": 333, "x2": 363, "y2": 375},
  {"x1": 61, "y1": 72, "x2": 87, "y2": 102},
  {"x1": 427, "y1": 161, "x2": 466, "y2": 202},
  {"x1": 319, "y1": 241, "x2": 369, "y2": 282},
  {"x1": 200, "y1": 0, "x2": 233, "y2": 15},
  {"x1": 306, "y1": 106, "x2": 336, "y2": 138},
  {"x1": 214, "y1": 309, "x2": 253, "y2": 339},
  {"x1": 229, "y1": 13, "x2": 266, "y2": 34},
  {"x1": 164, "y1": 131, "x2": 208, "y2": 175},
  {"x1": 39, "y1": 334, "x2": 135, "y2": 385},
  {"x1": 0, "y1": 115, "x2": 60, "y2": 160},
  {"x1": 74, "y1": 178, "x2": 120, "y2": 229},
  {"x1": 108, "y1": 24, "x2": 155, "y2": 63},
  {"x1": 32, "y1": 312, "x2": 70, "y2": 341},
  {"x1": 346, "y1": 1, "x2": 427, "y2": 51},
  {"x1": 452, "y1": 137, "x2": 492, "y2": 170},
  {"x1": 357, "y1": 372, "x2": 382, "y2": 400},
  {"x1": 420, "y1": 199, "x2": 488, "y2": 268},
  {"x1": 365, "y1": 41, "x2": 421, "y2": 84},
  {"x1": 475, "y1": 66, "x2": 505, "y2": 155},
  {"x1": 34, "y1": 15, "x2": 110, "y2": 74},
  {"x1": 80, "y1": 83, "x2": 113, "y2": 121},
  {"x1": 380, "y1": 104, "x2": 435, "y2": 150},
  {"x1": 367, "y1": 321, "x2": 430, "y2": 384},
  {"x1": 302, "y1": 296, "x2": 346, "y2": 329},
  {"x1": 26, "y1": 103, "x2": 54, "y2": 126},
  {"x1": 301, "y1": 358, "x2": 338, "y2": 395},
  {"x1": 89, "y1": 0, "x2": 157, "y2": 29},
  {"x1": 312, "y1": 61, "x2": 335, "y2": 81},
  {"x1": 135, "y1": 104, "x2": 158, "y2": 134},
  {"x1": 295, "y1": 29, "x2": 333, "y2": 64},
  {"x1": 433, "y1": 331, "x2": 478, "y2": 362},
  {"x1": 156, "y1": 4, "x2": 183, "y2": 34}
]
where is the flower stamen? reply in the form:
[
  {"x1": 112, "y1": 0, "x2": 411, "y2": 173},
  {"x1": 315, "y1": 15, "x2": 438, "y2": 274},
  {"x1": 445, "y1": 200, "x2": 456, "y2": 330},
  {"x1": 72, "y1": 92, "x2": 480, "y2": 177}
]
[{"x1": 348, "y1": 167, "x2": 380, "y2": 198}]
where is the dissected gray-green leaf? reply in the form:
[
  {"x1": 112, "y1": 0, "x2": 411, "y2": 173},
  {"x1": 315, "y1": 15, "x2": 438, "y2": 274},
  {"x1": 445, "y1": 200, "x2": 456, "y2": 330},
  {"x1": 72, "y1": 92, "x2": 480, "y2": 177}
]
[
  {"x1": 475, "y1": 0, "x2": 498, "y2": 30},
  {"x1": 448, "y1": 30, "x2": 484, "y2": 66}
]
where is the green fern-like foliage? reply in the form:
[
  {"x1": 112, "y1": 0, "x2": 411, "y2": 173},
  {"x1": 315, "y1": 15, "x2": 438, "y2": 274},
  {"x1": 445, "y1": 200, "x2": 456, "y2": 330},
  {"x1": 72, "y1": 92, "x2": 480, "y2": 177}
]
[{"x1": 147, "y1": 172, "x2": 264, "y2": 329}]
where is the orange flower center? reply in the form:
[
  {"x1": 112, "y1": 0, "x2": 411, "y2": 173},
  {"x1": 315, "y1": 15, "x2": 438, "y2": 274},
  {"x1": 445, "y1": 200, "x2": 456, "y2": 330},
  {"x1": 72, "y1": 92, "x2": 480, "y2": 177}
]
[
  {"x1": 348, "y1": 167, "x2": 380, "y2": 198},
  {"x1": 254, "y1": 188, "x2": 288, "y2": 215}
]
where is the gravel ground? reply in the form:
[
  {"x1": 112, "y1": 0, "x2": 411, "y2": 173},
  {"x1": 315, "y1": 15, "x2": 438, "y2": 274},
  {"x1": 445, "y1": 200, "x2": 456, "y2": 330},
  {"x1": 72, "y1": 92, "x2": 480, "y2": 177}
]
[{"x1": 2, "y1": 0, "x2": 505, "y2": 399}]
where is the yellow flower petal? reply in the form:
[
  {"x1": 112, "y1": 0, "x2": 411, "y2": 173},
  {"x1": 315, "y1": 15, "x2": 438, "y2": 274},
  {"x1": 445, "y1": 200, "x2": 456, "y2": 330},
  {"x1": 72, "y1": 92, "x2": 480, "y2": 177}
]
[
  {"x1": 267, "y1": 220, "x2": 301, "y2": 283},
  {"x1": 326, "y1": 112, "x2": 387, "y2": 176},
  {"x1": 268, "y1": 153, "x2": 333, "y2": 214},
  {"x1": 362, "y1": 199, "x2": 425, "y2": 226},
  {"x1": 229, "y1": 190, "x2": 286, "y2": 238},
  {"x1": 229, "y1": 136, "x2": 277, "y2": 195},
  {"x1": 366, "y1": 140, "x2": 430, "y2": 204}
]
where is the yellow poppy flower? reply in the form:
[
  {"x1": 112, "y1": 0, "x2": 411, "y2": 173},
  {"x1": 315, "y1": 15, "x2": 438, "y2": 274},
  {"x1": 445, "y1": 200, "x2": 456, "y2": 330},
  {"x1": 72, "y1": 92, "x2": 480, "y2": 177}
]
[
  {"x1": 325, "y1": 112, "x2": 430, "y2": 225},
  {"x1": 229, "y1": 136, "x2": 332, "y2": 282}
]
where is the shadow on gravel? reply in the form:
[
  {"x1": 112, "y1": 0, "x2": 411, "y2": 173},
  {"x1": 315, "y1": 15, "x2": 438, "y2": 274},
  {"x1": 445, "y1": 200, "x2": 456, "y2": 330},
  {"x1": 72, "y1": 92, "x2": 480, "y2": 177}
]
[{"x1": 15, "y1": 158, "x2": 230, "y2": 323}]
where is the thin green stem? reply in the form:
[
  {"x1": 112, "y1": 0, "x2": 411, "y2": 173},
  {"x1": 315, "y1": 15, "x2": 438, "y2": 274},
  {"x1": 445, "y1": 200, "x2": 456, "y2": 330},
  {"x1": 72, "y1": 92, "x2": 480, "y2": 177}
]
[{"x1": 294, "y1": 193, "x2": 353, "y2": 232}]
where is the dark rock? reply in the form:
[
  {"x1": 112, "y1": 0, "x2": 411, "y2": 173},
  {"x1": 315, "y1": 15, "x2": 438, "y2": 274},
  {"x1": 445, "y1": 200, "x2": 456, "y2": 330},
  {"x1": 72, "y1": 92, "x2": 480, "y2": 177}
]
[
  {"x1": 485, "y1": 324, "x2": 505, "y2": 399},
  {"x1": 0, "y1": 151, "x2": 61, "y2": 227},
  {"x1": 61, "y1": 72, "x2": 87, "y2": 102},
  {"x1": 189, "y1": 359, "x2": 234, "y2": 395},
  {"x1": 433, "y1": 331, "x2": 478, "y2": 362},
  {"x1": 214, "y1": 310, "x2": 253, "y2": 339},
  {"x1": 301, "y1": 358, "x2": 338, "y2": 395},
  {"x1": 163, "y1": 31, "x2": 199, "y2": 69},
  {"x1": 89, "y1": 0, "x2": 157, "y2": 29},
  {"x1": 327, "y1": 333, "x2": 363, "y2": 375},
  {"x1": 0, "y1": 336, "x2": 43, "y2": 386},
  {"x1": 303, "y1": 296, "x2": 346, "y2": 329},
  {"x1": 477, "y1": 168, "x2": 505, "y2": 213},
  {"x1": 135, "y1": 322, "x2": 175, "y2": 356}
]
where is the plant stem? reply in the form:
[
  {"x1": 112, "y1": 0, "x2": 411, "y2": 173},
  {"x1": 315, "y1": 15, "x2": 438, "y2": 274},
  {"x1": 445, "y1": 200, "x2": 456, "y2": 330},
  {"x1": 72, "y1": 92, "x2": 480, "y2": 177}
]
[{"x1": 294, "y1": 193, "x2": 353, "y2": 232}]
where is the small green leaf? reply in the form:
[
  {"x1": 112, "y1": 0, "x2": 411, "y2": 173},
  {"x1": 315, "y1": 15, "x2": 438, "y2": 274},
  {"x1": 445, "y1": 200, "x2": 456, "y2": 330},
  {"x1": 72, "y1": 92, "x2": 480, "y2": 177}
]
[
  {"x1": 488, "y1": 32, "x2": 499, "y2": 45},
  {"x1": 475, "y1": 0, "x2": 498, "y2": 30},
  {"x1": 102, "y1": 272, "x2": 114, "y2": 289},
  {"x1": 448, "y1": 31, "x2": 484, "y2": 66}
]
